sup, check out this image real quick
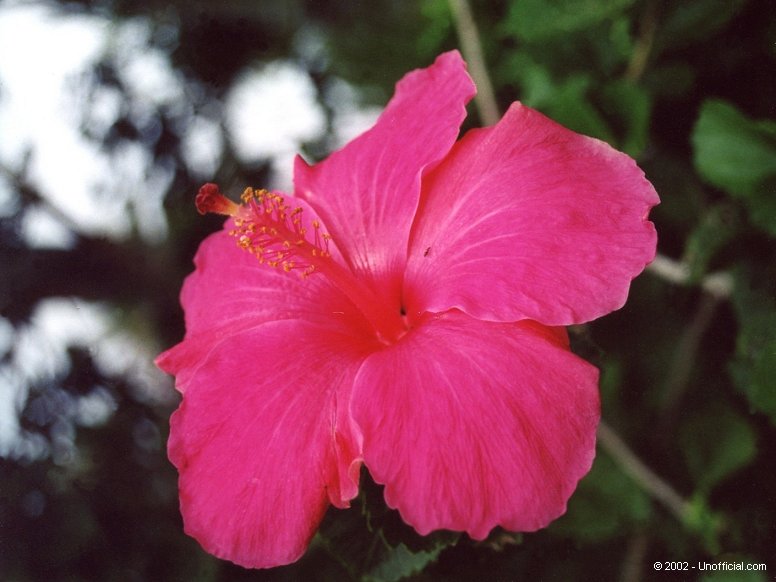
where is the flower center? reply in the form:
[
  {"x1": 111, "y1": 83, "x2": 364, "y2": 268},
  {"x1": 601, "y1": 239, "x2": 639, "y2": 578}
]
[
  {"x1": 196, "y1": 183, "x2": 407, "y2": 344},
  {"x1": 197, "y1": 183, "x2": 330, "y2": 277}
]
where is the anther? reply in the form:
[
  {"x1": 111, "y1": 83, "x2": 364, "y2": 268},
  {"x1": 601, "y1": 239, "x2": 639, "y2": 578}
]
[
  {"x1": 195, "y1": 183, "x2": 407, "y2": 343},
  {"x1": 197, "y1": 183, "x2": 335, "y2": 281},
  {"x1": 196, "y1": 183, "x2": 239, "y2": 216}
]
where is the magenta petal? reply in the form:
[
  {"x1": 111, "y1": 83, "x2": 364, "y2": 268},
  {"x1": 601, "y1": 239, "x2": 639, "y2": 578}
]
[
  {"x1": 405, "y1": 102, "x2": 659, "y2": 326},
  {"x1": 352, "y1": 311, "x2": 599, "y2": 538},
  {"x1": 294, "y1": 51, "x2": 475, "y2": 300},
  {"x1": 156, "y1": 222, "x2": 373, "y2": 392},
  {"x1": 169, "y1": 320, "x2": 367, "y2": 569}
]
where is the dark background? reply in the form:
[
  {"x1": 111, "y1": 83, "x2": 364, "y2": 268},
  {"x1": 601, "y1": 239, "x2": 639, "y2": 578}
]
[{"x1": 1, "y1": 0, "x2": 775, "y2": 580}]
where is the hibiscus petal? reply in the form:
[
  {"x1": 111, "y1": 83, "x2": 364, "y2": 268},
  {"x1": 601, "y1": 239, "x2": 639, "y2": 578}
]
[
  {"x1": 294, "y1": 51, "x2": 476, "y2": 302},
  {"x1": 352, "y1": 311, "x2": 599, "y2": 539},
  {"x1": 404, "y1": 102, "x2": 659, "y2": 326},
  {"x1": 156, "y1": 220, "x2": 373, "y2": 392},
  {"x1": 168, "y1": 319, "x2": 369, "y2": 569}
]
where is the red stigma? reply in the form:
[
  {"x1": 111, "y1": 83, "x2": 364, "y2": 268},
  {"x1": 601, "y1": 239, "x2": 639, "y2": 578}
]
[{"x1": 196, "y1": 183, "x2": 238, "y2": 216}]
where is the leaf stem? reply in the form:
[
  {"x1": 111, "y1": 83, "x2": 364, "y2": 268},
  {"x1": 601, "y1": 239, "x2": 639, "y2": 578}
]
[
  {"x1": 646, "y1": 253, "x2": 734, "y2": 298},
  {"x1": 620, "y1": 531, "x2": 649, "y2": 582},
  {"x1": 658, "y1": 293, "x2": 721, "y2": 431},
  {"x1": 597, "y1": 420, "x2": 691, "y2": 522},
  {"x1": 447, "y1": 0, "x2": 500, "y2": 126},
  {"x1": 624, "y1": 0, "x2": 658, "y2": 82}
]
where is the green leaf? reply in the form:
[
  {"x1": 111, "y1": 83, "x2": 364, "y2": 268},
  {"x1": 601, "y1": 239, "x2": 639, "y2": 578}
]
[
  {"x1": 745, "y1": 175, "x2": 776, "y2": 236},
  {"x1": 692, "y1": 100, "x2": 776, "y2": 236},
  {"x1": 502, "y1": 0, "x2": 635, "y2": 43},
  {"x1": 600, "y1": 79, "x2": 651, "y2": 156},
  {"x1": 316, "y1": 471, "x2": 459, "y2": 580},
  {"x1": 693, "y1": 100, "x2": 776, "y2": 197},
  {"x1": 684, "y1": 494, "x2": 724, "y2": 554},
  {"x1": 498, "y1": 53, "x2": 555, "y2": 109},
  {"x1": 417, "y1": 0, "x2": 452, "y2": 57},
  {"x1": 656, "y1": 0, "x2": 749, "y2": 53},
  {"x1": 365, "y1": 543, "x2": 445, "y2": 582},
  {"x1": 605, "y1": 17, "x2": 634, "y2": 68},
  {"x1": 501, "y1": 53, "x2": 614, "y2": 143},
  {"x1": 314, "y1": 505, "x2": 381, "y2": 579},
  {"x1": 682, "y1": 204, "x2": 740, "y2": 282},
  {"x1": 551, "y1": 454, "x2": 651, "y2": 542},
  {"x1": 679, "y1": 405, "x2": 757, "y2": 493},
  {"x1": 730, "y1": 280, "x2": 776, "y2": 425},
  {"x1": 546, "y1": 75, "x2": 614, "y2": 143}
]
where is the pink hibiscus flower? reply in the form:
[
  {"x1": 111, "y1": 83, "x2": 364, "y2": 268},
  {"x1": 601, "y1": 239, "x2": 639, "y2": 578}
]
[{"x1": 156, "y1": 51, "x2": 658, "y2": 569}]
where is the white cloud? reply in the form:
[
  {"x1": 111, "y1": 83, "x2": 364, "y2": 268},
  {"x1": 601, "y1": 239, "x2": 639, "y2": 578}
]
[
  {"x1": 0, "y1": 4, "x2": 174, "y2": 243},
  {"x1": 0, "y1": 298, "x2": 172, "y2": 462},
  {"x1": 325, "y1": 78, "x2": 382, "y2": 150},
  {"x1": 226, "y1": 61, "x2": 326, "y2": 190},
  {"x1": 181, "y1": 112, "x2": 224, "y2": 180},
  {"x1": 21, "y1": 204, "x2": 77, "y2": 249}
]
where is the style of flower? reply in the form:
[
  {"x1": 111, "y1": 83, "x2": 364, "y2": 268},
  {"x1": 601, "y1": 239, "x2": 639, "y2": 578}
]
[{"x1": 156, "y1": 51, "x2": 658, "y2": 569}]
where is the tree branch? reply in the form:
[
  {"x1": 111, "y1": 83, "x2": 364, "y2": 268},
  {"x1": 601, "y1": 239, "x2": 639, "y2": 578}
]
[
  {"x1": 597, "y1": 420, "x2": 691, "y2": 522},
  {"x1": 646, "y1": 253, "x2": 734, "y2": 299},
  {"x1": 447, "y1": 0, "x2": 500, "y2": 126}
]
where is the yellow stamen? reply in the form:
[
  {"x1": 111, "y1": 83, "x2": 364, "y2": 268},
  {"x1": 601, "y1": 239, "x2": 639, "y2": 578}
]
[{"x1": 196, "y1": 183, "x2": 407, "y2": 343}]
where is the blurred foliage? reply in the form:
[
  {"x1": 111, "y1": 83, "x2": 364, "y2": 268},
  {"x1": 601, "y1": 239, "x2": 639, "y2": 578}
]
[
  {"x1": 1, "y1": 0, "x2": 775, "y2": 580},
  {"x1": 693, "y1": 100, "x2": 776, "y2": 236}
]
